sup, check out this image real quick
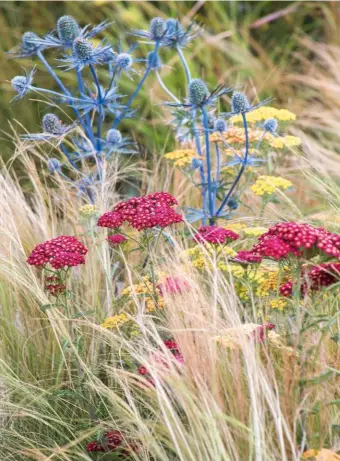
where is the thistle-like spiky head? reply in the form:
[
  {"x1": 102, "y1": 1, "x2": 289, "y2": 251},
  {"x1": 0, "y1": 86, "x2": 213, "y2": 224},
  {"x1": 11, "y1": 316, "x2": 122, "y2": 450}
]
[
  {"x1": 106, "y1": 129, "x2": 122, "y2": 144},
  {"x1": 264, "y1": 118, "x2": 278, "y2": 133},
  {"x1": 227, "y1": 198, "x2": 238, "y2": 210},
  {"x1": 214, "y1": 118, "x2": 227, "y2": 133},
  {"x1": 42, "y1": 114, "x2": 63, "y2": 135},
  {"x1": 149, "y1": 17, "x2": 166, "y2": 40},
  {"x1": 57, "y1": 15, "x2": 80, "y2": 44},
  {"x1": 11, "y1": 76, "x2": 28, "y2": 94},
  {"x1": 189, "y1": 79, "x2": 209, "y2": 106},
  {"x1": 116, "y1": 53, "x2": 133, "y2": 70},
  {"x1": 47, "y1": 158, "x2": 61, "y2": 172},
  {"x1": 231, "y1": 92, "x2": 249, "y2": 114},
  {"x1": 22, "y1": 31, "x2": 39, "y2": 50},
  {"x1": 147, "y1": 51, "x2": 162, "y2": 70},
  {"x1": 165, "y1": 18, "x2": 181, "y2": 35},
  {"x1": 73, "y1": 37, "x2": 92, "y2": 62}
]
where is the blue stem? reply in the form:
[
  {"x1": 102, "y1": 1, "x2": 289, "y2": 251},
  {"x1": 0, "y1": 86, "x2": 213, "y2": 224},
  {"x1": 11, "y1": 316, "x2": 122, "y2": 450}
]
[
  {"x1": 192, "y1": 108, "x2": 207, "y2": 225},
  {"x1": 76, "y1": 68, "x2": 95, "y2": 144},
  {"x1": 202, "y1": 106, "x2": 214, "y2": 224},
  {"x1": 216, "y1": 112, "x2": 249, "y2": 216},
  {"x1": 176, "y1": 45, "x2": 191, "y2": 83},
  {"x1": 89, "y1": 64, "x2": 103, "y2": 152},
  {"x1": 112, "y1": 41, "x2": 160, "y2": 128},
  {"x1": 60, "y1": 143, "x2": 78, "y2": 170},
  {"x1": 214, "y1": 143, "x2": 221, "y2": 213}
]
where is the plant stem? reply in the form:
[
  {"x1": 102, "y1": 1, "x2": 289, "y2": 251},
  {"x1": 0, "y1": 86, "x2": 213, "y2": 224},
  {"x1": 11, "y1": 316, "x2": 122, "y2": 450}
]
[
  {"x1": 89, "y1": 64, "x2": 103, "y2": 152},
  {"x1": 176, "y1": 45, "x2": 191, "y2": 83},
  {"x1": 202, "y1": 106, "x2": 214, "y2": 223},
  {"x1": 192, "y1": 108, "x2": 207, "y2": 224},
  {"x1": 214, "y1": 143, "x2": 221, "y2": 215},
  {"x1": 156, "y1": 71, "x2": 180, "y2": 103}
]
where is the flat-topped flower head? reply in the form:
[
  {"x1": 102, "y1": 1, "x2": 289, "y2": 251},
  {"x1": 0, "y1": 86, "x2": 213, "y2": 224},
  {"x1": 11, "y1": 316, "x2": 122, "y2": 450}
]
[
  {"x1": 57, "y1": 15, "x2": 80, "y2": 45},
  {"x1": 107, "y1": 234, "x2": 127, "y2": 246},
  {"x1": 98, "y1": 211, "x2": 124, "y2": 229},
  {"x1": 234, "y1": 250, "x2": 262, "y2": 264},
  {"x1": 27, "y1": 235, "x2": 87, "y2": 269},
  {"x1": 157, "y1": 277, "x2": 191, "y2": 295},
  {"x1": 194, "y1": 225, "x2": 240, "y2": 245},
  {"x1": 251, "y1": 176, "x2": 292, "y2": 197}
]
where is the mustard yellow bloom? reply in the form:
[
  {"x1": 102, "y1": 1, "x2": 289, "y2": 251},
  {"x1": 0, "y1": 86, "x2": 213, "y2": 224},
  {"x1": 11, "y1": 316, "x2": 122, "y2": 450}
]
[
  {"x1": 243, "y1": 226, "x2": 268, "y2": 237},
  {"x1": 232, "y1": 106, "x2": 296, "y2": 124},
  {"x1": 223, "y1": 222, "x2": 248, "y2": 233},
  {"x1": 303, "y1": 449, "x2": 340, "y2": 460},
  {"x1": 269, "y1": 135, "x2": 301, "y2": 149},
  {"x1": 164, "y1": 149, "x2": 199, "y2": 167},
  {"x1": 78, "y1": 204, "x2": 100, "y2": 218},
  {"x1": 210, "y1": 127, "x2": 262, "y2": 144},
  {"x1": 183, "y1": 244, "x2": 236, "y2": 272},
  {"x1": 251, "y1": 175, "x2": 292, "y2": 197},
  {"x1": 269, "y1": 299, "x2": 287, "y2": 311},
  {"x1": 101, "y1": 313, "x2": 129, "y2": 329},
  {"x1": 121, "y1": 278, "x2": 165, "y2": 312}
]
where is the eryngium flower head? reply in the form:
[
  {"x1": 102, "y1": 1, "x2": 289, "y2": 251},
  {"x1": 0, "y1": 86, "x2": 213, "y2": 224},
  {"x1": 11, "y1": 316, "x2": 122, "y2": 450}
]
[
  {"x1": 194, "y1": 225, "x2": 240, "y2": 245},
  {"x1": 61, "y1": 37, "x2": 111, "y2": 70},
  {"x1": 42, "y1": 114, "x2": 63, "y2": 135},
  {"x1": 264, "y1": 118, "x2": 278, "y2": 133},
  {"x1": 106, "y1": 129, "x2": 122, "y2": 144},
  {"x1": 231, "y1": 92, "x2": 250, "y2": 114},
  {"x1": 57, "y1": 15, "x2": 80, "y2": 45},
  {"x1": 116, "y1": 52, "x2": 133, "y2": 70},
  {"x1": 227, "y1": 197, "x2": 238, "y2": 210},
  {"x1": 11, "y1": 68, "x2": 35, "y2": 101},
  {"x1": 47, "y1": 158, "x2": 61, "y2": 172},
  {"x1": 162, "y1": 19, "x2": 200, "y2": 48},
  {"x1": 73, "y1": 37, "x2": 92, "y2": 62},
  {"x1": 191, "y1": 158, "x2": 203, "y2": 170},
  {"x1": 149, "y1": 17, "x2": 166, "y2": 40},
  {"x1": 214, "y1": 118, "x2": 227, "y2": 133},
  {"x1": 27, "y1": 235, "x2": 87, "y2": 269},
  {"x1": 189, "y1": 79, "x2": 209, "y2": 106},
  {"x1": 147, "y1": 51, "x2": 162, "y2": 70},
  {"x1": 22, "y1": 31, "x2": 39, "y2": 52}
]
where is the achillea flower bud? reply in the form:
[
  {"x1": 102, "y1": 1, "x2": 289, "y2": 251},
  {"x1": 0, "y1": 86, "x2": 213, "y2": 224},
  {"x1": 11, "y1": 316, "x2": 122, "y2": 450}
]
[
  {"x1": 189, "y1": 79, "x2": 209, "y2": 106},
  {"x1": 57, "y1": 15, "x2": 80, "y2": 44},
  {"x1": 73, "y1": 37, "x2": 92, "y2": 62},
  {"x1": 106, "y1": 129, "x2": 122, "y2": 144},
  {"x1": 214, "y1": 118, "x2": 227, "y2": 133},
  {"x1": 264, "y1": 117, "x2": 278, "y2": 133},
  {"x1": 22, "y1": 31, "x2": 39, "y2": 51},
  {"x1": 147, "y1": 51, "x2": 162, "y2": 70},
  {"x1": 42, "y1": 114, "x2": 63, "y2": 135},
  {"x1": 231, "y1": 91, "x2": 250, "y2": 114},
  {"x1": 47, "y1": 158, "x2": 61, "y2": 173},
  {"x1": 116, "y1": 52, "x2": 133, "y2": 70},
  {"x1": 149, "y1": 17, "x2": 166, "y2": 40},
  {"x1": 78, "y1": 204, "x2": 99, "y2": 219}
]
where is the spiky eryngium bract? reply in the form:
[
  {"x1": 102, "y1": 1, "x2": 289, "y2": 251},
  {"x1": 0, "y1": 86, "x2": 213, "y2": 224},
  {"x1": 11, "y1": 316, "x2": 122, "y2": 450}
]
[
  {"x1": 47, "y1": 158, "x2": 61, "y2": 172},
  {"x1": 42, "y1": 114, "x2": 63, "y2": 135},
  {"x1": 189, "y1": 79, "x2": 209, "y2": 106},
  {"x1": 106, "y1": 129, "x2": 122, "y2": 144},
  {"x1": 57, "y1": 15, "x2": 80, "y2": 44},
  {"x1": 231, "y1": 92, "x2": 250, "y2": 114},
  {"x1": 264, "y1": 118, "x2": 278, "y2": 133},
  {"x1": 73, "y1": 37, "x2": 92, "y2": 61},
  {"x1": 149, "y1": 17, "x2": 166, "y2": 40},
  {"x1": 214, "y1": 118, "x2": 227, "y2": 133}
]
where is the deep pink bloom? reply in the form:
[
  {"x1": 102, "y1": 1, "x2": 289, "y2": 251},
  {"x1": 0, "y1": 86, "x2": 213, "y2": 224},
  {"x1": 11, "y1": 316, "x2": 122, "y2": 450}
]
[
  {"x1": 98, "y1": 192, "x2": 182, "y2": 231},
  {"x1": 250, "y1": 323, "x2": 275, "y2": 343},
  {"x1": 86, "y1": 430, "x2": 138, "y2": 454},
  {"x1": 107, "y1": 234, "x2": 127, "y2": 246},
  {"x1": 234, "y1": 250, "x2": 262, "y2": 264},
  {"x1": 194, "y1": 225, "x2": 240, "y2": 245},
  {"x1": 251, "y1": 235, "x2": 299, "y2": 260},
  {"x1": 157, "y1": 277, "x2": 191, "y2": 295},
  {"x1": 138, "y1": 340, "x2": 184, "y2": 382},
  {"x1": 45, "y1": 276, "x2": 66, "y2": 296},
  {"x1": 27, "y1": 236, "x2": 87, "y2": 269}
]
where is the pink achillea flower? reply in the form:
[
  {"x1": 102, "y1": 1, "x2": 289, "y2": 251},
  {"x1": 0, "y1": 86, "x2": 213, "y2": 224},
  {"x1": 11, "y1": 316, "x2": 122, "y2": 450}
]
[
  {"x1": 107, "y1": 234, "x2": 127, "y2": 246},
  {"x1": 157, "y1": 276, "x2": 191, "y2": 295},
  {"x1": 27, "y1": 236, "x2": 87, "y2": 269},
  {"x1": 98, "y1": 192, "x2": 182, "y2": 231},
  {"x1": 194, "y1": 225, "x2": 239, "y2": 245},
  {"x1": 251, "y1": 222, "x2": 340, "y2": 261},
  {"x1": 234, "y1": 250, "x2": 262, "y2": 264}
]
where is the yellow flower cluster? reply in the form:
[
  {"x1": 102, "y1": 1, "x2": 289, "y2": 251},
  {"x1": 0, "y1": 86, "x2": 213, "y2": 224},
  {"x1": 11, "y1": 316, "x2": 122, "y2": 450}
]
[
  {"x1": 255, "y1": 269, "x2": 281, "y2": 297},
  {"x1": 232, "y1": 106, "x2": 296, "y2": 123},
  {"x1": 164, "y1": 149, "x2": 199, "y2": 167},
  {"x1": 269, "y1": 299, "x2": 287, "y2": 311},
  {"x1": 243, "y1": 227, "x2": 268, "y2": 237},
  {"x1": 269, "y1": 135, "x2": 301, "y2": 149},
  {"x1": 183, "y1": 245, "x2": 237, "y2": 272},
  {"x1": 101, "y1": 313, "x2": 129, "y2": 329},
  {"x1": 121, "y1": 278, "x2": 165, "y2": 312},
  {"x1": 251, "y1": 175, "x2": 292, "y2": 197},
  {"x1": 210, "y1": 127, "x2": 262, "y2": 144},
  {"x1": 303, "y1": 449, "x2": 340, "y2": 460},
  {"x1": 78, "y1": 204, "x2": 100, "y2": 218}
]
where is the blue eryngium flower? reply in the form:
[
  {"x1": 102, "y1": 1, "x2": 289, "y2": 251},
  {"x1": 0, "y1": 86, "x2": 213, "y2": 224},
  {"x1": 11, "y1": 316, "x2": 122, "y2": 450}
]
[
  {"x1": 9, "y1": 31, "x2": 44, "y2": 58},
  {"x1": 263, "y1": 117, "x2": 278, "y2": 133},
  {"x1": 147, "y1": 51, "x2": 162, "y2": 70},
  {"x1": 226, "y1": 154, "x2": 264, "y2": 168},
  {"x1": 11, "y1": 68, "x2": 35, "y2": 101},
  {"x1": 132, "y1": 17, "x2": 166, "y2": 42},
  {"x1": 162, "y1": 19, "x2": 200, "y2": 48},
  {"x1": 222, "y1": 91, "x2": 272, "y2": 117},
  {"x1": 191, "y1": 158, "x2": 203, "y2": 170},
  {"x1": 22, "y1": 113, "x2": 75, "y2": 142},
  {"x1": 165, "y1": 79, "x2": 232, "y2": 110},
  {"x1": 103, "y1": 129, "x2": 137, "y2": 156},
  {"x1": 60, "y1": 37, "x2": 112, "y2": 70},
  {"x1": 47, "y1": 158, "x2": 61, "y2": 172},
  {"x1": 31, "y1": 16, "x2": 111, "y2": 50},
  {"x1": 227, "y1": 197, "x2": 239, "y2": 210},
  {"x1": 214, "y1": 118, "x2": 227, "y2": 133}
]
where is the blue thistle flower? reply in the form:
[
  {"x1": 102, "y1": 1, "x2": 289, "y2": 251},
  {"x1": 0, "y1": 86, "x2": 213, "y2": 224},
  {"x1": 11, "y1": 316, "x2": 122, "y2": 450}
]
[
  {"x1": 8, "y1": 31, "x2": 44, "y2": 59},
  {"x1": 60, "y1": 37, "x2": 112, "y2": 70},
  {"x1": 149, "y1": 17, "x2": 166, "y2": 40},
  {"x1": 162, "y1": 19, "x2": 200, "y2": 48},
  {"x1": 112, "y1": 45, "x2": 144, "y2": 78},
  {"x1": 189, "y1": 79, "x2": 209, "y2": 106},
  {"x1": 221, "y1": 91, "x2": 272, "y2": 118},
  {"x1": 21, "y1": 113, "x2": 75, "y2": 142},
  {"x1": 226, "y1": 153, "x2": 264, "y2": 168},
  {"x1": 147, "y1": 51, "x2": 162, "y2": 70},
  {"x1": 47, "y1": 158, "x2": 61, "y2": 172},
  {"x1": 42, "y1": 113, "x2": 63, "y2": 135},
  {"x1": 227, "y1": 197, "x2": 238, "y2": 210},
  {"x1": 214, "y1": 118, "x2": 227, "y2": 133},
  {"x1": 103, "y1": 129, "x2": 137, "y2": 156},
  {"x1": 191, "y1": 158, "x2": 203, "y2": 170},
  {"x1": 11, "y1": 68, "x2": 35, "y2": 101},
  {"x1": 166, "y1": 81, "x2": 231, "y2": 111},
  {"x1": 57, "y1": 15, "x2": 80, "y2": 45},
  {"x1": 263, "y1": 117, "x2": 278, "y2": 133}
]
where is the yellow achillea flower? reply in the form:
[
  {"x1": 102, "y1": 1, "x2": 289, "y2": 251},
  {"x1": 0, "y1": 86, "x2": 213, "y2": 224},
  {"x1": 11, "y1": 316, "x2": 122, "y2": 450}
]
[
  {"x1": 78, "y1": 204, "x2": 100, "y2": 218},
  {"x1": 101, "y1": 313, "x2": 129, "y2": 329},
  {"x1": 243, "y1": 226, "x2": 268, "y2": 237},
  {"x1": 232, "y1": 106, "x2": 296, "y2": 123},
  {"x1": 251, "y1": 175, "x2": 292, "y2": 197},
  {"x1": 121, "y1": 278, "x2": 165, "y2": 312},
  {"x1": 183, "y1": 245, "x2": 236, "y2": 271},
  {"x1": 164, "y1": 149, "x2": 199, "y2": 167},
  {"x1": 303, "y1": 449, "x2": 340, "y2": 460},
  {"x1": 223, "y1": 222, "x2": 247, "y2": 233},
  {"x1": 269, "y1": 135, "x2": 301, "y2": 149},
  {"x1": 210, "y1": 127, "x2": 262, "y2": 144},
  {"x1": 269, "y1": 299, "x2": 287, "y2": 311},
  {"x1": 256, "y1": 269, "x2": 281, "y2": 297}
]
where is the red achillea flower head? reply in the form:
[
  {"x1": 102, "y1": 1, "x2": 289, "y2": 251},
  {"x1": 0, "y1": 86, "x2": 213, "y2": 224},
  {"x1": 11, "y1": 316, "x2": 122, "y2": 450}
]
[
  {"x1": 234, "y1": 250, "x2": 262, "y2": 264},
  {"x1": 87, "y1": 430, "x2": 137, "y2": 454},
  {"x1": 27, "y1": 236, "x2": 87, "y2": 269},
  {"x1": 98, "y1": 211, "x2": 124, "y2": 229},
  {"x1": 163, "y1": 339, "x2": 180, "y2": 352},
  {"x1": 252, "y1": 234, "x2": 299, "y2": 260},
  {"x1": 280, "y1": 281, "x2": 293, "y2": 297},
  {"x1": 138, "y1": 340, "x2": 184, "y2": 382},
  {"x1": 107, "y1": 234, "x2": 127, "y2": 246},
  {"x1": 87, "y1": 441, "x2": 104, "y2": 452},
  {"x1": 194, "y1": 225, "x2": 239, "y2": 245},
  {"x1": 98, "y1": 192, "x2": 182, "y2": 232},
  {"x1": 157, "y1": 277, "x2": 190, "y2": 295}
]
